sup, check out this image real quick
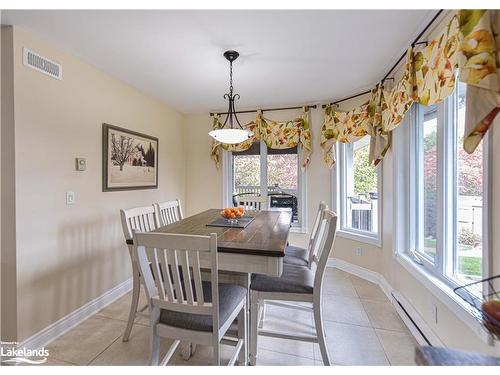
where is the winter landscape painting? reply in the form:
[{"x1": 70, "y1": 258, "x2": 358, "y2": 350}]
[{"x1": 102, "y1": 123, "x2": 158, "y2": 191}]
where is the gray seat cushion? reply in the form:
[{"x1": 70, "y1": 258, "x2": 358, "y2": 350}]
[
  {"x1": 159, "y1": 282, "x2": 246, "y2": 332},
  {"x1": 250, "y1": 264, "x2": 314, "y2": 294},
  {"x1": 284, "y1": 245, "x2": 309, "y2": 267}
]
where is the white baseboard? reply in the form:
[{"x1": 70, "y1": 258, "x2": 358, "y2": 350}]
[
  {"x1": 327, "y1": 257, "x2": 443, "y2": 347},
  {"x1": 19, "y1": 278, "x2": 132, "y2": 351}
]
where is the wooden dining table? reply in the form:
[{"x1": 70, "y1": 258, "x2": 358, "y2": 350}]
[
  {"x1": 154, "y1": 208, "x2": 292, "y2": 276},
  {"x1": 152, "y1": 208, "x2": 293, "y2": 362}
]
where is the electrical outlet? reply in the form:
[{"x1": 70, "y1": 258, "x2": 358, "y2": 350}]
[
  {"x1": 66, "y1": 191, "x2": 75, "y2": 205},
  {"x1": 354, "y1": 247, "x2": 363, "y2": 256}
]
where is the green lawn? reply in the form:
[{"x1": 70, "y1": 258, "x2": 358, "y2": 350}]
[
  {"x1": 419, "y1": 238, "x2": 482, "y2": 277},
  {"x1": 458, "y1": 256, "x2": 482, "y2": 277}
]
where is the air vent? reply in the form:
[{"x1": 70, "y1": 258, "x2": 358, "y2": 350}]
[{"x1": 22, "y1": 47, "x2": 62, "y2": 80}]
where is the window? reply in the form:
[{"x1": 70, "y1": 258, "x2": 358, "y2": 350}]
[
  {"x1": 335, "y1": 136, "x2": 381, "y2": 245},
  {"x1": 225, "y1": 141, "x2": 304, "y2": 228},
  {"x1": 397, "y1": 80, "x2": 488, "y2": 293}
]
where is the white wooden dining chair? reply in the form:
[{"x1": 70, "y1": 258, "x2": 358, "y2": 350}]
[
  {"x1": 258, "y1": 201, "x2": 328, "y2": 329},
  {"x1": 249, "y1": 209, "x2": 338, "y2": 366},
  {"x1": 235, "y1": 195, "x2": 268, "y2": 211},
  {"x1": 120, "y1": 205, "x2": 158, "y2": 342},
  {"x1": 133, "y1": 231, "x2": 247, "y2": 366},
  {"x1": 154, "y1": 199, "x2": 183, "y2": 227},
  {"x1": 283, "y1": 201, "x2": 327, "y2": 268}
]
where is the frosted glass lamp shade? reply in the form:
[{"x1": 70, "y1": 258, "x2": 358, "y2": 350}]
[{"x1": 208, "y1": 128, "x2": 253, "y2": 144}]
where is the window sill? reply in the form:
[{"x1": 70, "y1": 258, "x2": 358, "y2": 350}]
[
  {"x1": 395, "y1": 252, "x2": 495, "y2": 346},
  {"x1": 337, "y1": 229, "x2": 382, "y2": 247}
]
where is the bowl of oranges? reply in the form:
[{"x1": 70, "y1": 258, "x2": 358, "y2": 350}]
[{"x1": 221, "y1": 207, "x2": 245, "y2": 224}]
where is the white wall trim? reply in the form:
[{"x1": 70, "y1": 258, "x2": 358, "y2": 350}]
[
  {"x1": 18, "y1": 277, "x2": 132, "y2": 351},
  {"x1": 327, "y1": 257, "x2": 443, "y2": 347},
  {"x1": 328, "y1": 258, "x2": 380, "y2": 285}
]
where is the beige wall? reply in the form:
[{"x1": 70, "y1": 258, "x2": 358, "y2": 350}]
[
  {"x1": 3, "y1": 26, "x2": 186, "y2": 342},
  {"x1": 1, "y1": 25, "x2": 18, "y2": 342}
]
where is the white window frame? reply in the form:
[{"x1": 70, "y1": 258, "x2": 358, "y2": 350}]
[
  {"x1": 222, "y1": 142, "x2": 307, "y2": 233},
  {"x1": 331, "y1": 137, "x2": 383, "y2": 247},
  {"x1": 393, "y1": 90, "x2": 493, "y2": 343}
]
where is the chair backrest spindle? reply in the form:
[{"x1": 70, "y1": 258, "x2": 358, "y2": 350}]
[
  {"x1": 311, "y1": 210, "x2": 338, "y2": 296},
  {"x1": 120, "y1": 205, "x2": 158, "y2": 242},
  {"x1": 154, "y1": 199, "x2": 184, "y2": 227},
  {"x1": 235, "y1": 195, "x2": 269, "y2": 211}
]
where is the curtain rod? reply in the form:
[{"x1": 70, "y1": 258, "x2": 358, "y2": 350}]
[
  {"x1": 210, "y1": 104, "x2": 317, "y2": 117},
  {"x1": 321, "y1": 9, "x2": 444, "y2": 108}
]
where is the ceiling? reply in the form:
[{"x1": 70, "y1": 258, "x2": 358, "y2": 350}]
[{"x1": 2, "y1": 10, "x2": 437, "y2": 114}]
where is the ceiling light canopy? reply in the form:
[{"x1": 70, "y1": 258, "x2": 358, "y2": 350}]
[{"x1": 209, "y1": 50, "x2": 253, "y2": 145}]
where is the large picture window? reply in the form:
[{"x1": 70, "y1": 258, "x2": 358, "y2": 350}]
[
  {"x1": 335, "y1": 136, "x2": 382, "y2": 245},
  {"x1": 396, "y1": 80, "x2": 489, "y2": 295},
  {"x1": 225, "y1": 141, "x2": 304, "y2": 228}
]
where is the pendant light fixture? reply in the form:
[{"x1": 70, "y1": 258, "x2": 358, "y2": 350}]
[{"x1": 209, "y1": 50, "x2": 253, "y2": 144}]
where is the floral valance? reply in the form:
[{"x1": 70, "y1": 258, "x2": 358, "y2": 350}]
[
  {"x1": 321, "y1": 9, "x2": 499, "y2": 167},
  {"x1": 211, "y1": 107, "x2": 312, "y2": 169},
  {"x1": 320, "y1": 102, "x2": 369, "y2": 168}
]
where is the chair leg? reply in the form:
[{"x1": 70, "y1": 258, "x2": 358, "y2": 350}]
[
  {"x1": 150, "y1": 333, "x2": 160, "y2": 366},
  {"x1": 237, "y1": 304, "x2": 248, "y2": 365},
  {"x1": 313, "y1": 298, "x2": 331, "y2": 366},
  {"x1": 123, "y1": 260, "x2": 141, "y2": 342},
  {"x1": 213, "y1": 342, "x2": 220, "y2": 366},
  {"x1": 249, "y1": 292, "x2": 259, "y2": 366},
  {"x1": 149, "y1": 308, "x2": 160, "y2": 366}
]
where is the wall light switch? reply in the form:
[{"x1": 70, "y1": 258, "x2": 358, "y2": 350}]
[
  {"x1": 66, "y1": 191, "x2": 75, "y2": 205},
  {"x1": 75, "y1": 158, "x2": 86, "y2": 171},
  {"x1": 354, "y1": 247, "x2": 363, "y2": 256}
]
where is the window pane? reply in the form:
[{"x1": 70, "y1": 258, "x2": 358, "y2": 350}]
[
  {"x1": 421, "y1": 105, "x2": 438, "y2": 262},
  {"x1": 454, "y1": 82, "x2": 483, "y2": 283},
  {"x1": 267, "y1": 147, "x2": 299, "y2": 223},
  {"x1": 344, "y1": 137, "x2": 378, "y2": 233},
  {"x1": 233, "y1": 143, "x2": 260, "y2": 196}
]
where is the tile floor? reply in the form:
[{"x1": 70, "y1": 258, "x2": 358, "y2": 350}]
[{"x1": 40, "y1": 268, "x2": 418, "y2": 366}]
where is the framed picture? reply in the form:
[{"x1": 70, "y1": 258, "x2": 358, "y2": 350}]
[{"x1": 102, "y1": 123, "x2": 158, "y2": 191}]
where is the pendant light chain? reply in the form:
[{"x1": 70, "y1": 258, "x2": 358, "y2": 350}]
[
  {"x1": 229, "y1": 60, "x2": 234, "y2": 98},
  {"x1": 208, "y1": 50, "x2": 253, "y2": 145}
]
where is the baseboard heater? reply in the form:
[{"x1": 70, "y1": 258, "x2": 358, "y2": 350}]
[{"x1": 391, "y1": 291, "x2": 432, "y2": 346}]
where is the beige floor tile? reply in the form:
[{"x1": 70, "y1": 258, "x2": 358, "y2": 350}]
[
  {"x1": 96, "y1": 290, "x2": 149, "y2": 326},
  {"x1": 258, "y1": 336, "x2": 315, "y2": 360},
  {"x1": 258, "y1": 304, "x2": 315, "y2": 359},
  {"x1": 46, "y1": 315, "x2": 125, "y2": 365},
  {"x1": 322, "y1": 295, "x2": 371, "y2": 327},
  {"x1": 361, "y1": 300, "x2": 407, "y2": 332},
  {"x1": 376, "y1": 329, "x2": 418, "y2": 365},
  {"x1": 314, "y1": 320, "x2": 389, "y2": 365},
  {"x1": 256, "y1": 349, "x2": 315, "y2": 366},
  {"x1": 90, "y1": 324, "x2": 176, "y2": 365},
  {"x1": 19, "y1": 357, "x2": 76, "y2": 366},
  {"x1": 262, "y1": 304, "x2": 314, "y2": 334},
  {"x1": 323, "y1": 277, "x2": 358, "y2": 298},
  {"x1": 324, "y1": 268, "x2": 352, "y2": 283},
  {"x1": 168, "y1": 343, "x2": 238, "y2": 366},
  {"x1": 350, "y1": 277, "x2": 388, "y2": 301}
]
